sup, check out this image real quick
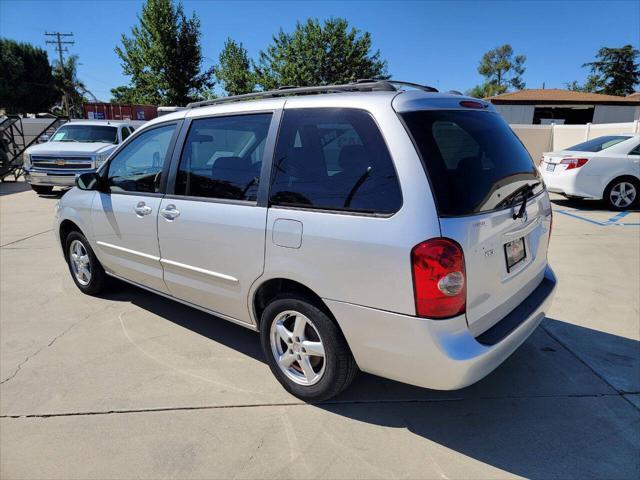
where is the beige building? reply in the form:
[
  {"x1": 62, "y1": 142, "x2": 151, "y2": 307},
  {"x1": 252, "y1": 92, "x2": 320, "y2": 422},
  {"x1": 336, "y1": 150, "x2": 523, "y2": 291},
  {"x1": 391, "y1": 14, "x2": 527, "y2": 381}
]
[{"x1": 487, "y1": 89, "x2": 640, "y2": 125}]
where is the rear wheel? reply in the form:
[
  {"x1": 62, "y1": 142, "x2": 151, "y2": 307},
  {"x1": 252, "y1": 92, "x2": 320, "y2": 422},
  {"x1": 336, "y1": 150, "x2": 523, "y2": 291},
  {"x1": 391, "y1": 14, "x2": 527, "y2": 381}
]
[
  {"x1": 31, "y1": 185, "x2": 53, "y2": 195},
  {"x1": 604, "y1": 177, "x2": 639, "y2": 210},
  {"x1": 259, "y1": 295, "x2": 358, "y2": 401},
  {"x1": 65, "y1": 231, "x2": 108, "y2": 295}
]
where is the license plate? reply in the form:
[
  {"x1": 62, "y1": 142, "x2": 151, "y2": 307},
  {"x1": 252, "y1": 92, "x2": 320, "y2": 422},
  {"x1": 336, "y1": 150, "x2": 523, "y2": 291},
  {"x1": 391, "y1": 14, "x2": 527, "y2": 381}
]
[
  {"x1": 546, "y1": 162, "x2": 555, "y2": 172},
  {"x1": 504, "y1": 237, "x2": 526, "y2": 272}
]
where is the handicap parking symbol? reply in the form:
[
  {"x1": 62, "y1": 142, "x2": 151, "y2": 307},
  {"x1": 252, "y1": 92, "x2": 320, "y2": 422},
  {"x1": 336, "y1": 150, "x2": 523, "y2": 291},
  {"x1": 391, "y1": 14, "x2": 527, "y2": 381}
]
[{"x1": 555, "y1": 210, "x2": 640, "y2": 226}]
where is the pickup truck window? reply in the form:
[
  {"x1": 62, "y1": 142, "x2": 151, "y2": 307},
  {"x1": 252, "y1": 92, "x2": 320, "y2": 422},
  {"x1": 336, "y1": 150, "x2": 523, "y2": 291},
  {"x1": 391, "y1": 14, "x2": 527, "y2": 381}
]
[{"x1": 52, "y1": 125, "x2": 118, "y2": 144}]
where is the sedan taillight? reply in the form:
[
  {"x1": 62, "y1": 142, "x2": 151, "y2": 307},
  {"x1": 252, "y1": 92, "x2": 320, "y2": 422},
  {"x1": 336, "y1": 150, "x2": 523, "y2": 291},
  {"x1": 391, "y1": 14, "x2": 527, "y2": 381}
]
[{"x1": 560, "y1": 157, "x2": 589, "y2": 170}]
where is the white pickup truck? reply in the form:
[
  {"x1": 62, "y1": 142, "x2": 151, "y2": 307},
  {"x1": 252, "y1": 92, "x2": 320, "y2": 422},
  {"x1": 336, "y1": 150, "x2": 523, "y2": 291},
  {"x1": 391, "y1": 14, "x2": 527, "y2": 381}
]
[{"x1": 23, "y1": 121, "x2": 135, "y2": 194}]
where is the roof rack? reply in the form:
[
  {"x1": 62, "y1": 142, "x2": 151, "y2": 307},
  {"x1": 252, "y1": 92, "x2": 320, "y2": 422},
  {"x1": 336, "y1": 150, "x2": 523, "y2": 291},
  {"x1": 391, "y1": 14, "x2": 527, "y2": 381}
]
[{"x1": 186, "y1": 79, "x2": 438, "y2": 109}]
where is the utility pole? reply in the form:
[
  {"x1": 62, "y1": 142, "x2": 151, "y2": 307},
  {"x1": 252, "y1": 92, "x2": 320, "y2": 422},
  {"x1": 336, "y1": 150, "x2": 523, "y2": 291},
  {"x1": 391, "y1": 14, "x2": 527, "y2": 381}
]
[{"x1": 45, "y1": 32, "x2": 74, "y2": 117}]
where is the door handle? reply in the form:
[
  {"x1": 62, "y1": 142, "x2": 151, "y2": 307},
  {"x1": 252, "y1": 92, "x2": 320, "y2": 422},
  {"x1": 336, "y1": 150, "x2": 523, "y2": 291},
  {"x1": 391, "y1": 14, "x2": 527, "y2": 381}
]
[
  {"x1": 160, "y1": 204, "x2": 180, "y2": 220},
  {"x1": 134, "y1": 202, "x2": 153, "y2": 216}
]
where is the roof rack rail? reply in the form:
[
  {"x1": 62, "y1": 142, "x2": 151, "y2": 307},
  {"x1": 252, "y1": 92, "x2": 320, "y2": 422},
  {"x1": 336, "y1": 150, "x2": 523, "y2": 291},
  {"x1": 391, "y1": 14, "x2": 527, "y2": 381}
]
[{"x1": 186, "y1": 79, "x2": 438, "y2": 109}]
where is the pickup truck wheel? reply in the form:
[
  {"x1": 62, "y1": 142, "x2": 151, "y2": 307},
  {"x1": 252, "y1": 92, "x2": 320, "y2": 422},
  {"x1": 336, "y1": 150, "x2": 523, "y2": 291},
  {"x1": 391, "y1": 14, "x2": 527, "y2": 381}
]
[
  {"x1": 65, "y1": 231, "x2": 108, "y2": 295},
  {"x1": 260, "y1": 295, "x2": 358, "y2": 402},
  {"x1": 31, "y1": 185, "x2": 53, "y2": 195}
]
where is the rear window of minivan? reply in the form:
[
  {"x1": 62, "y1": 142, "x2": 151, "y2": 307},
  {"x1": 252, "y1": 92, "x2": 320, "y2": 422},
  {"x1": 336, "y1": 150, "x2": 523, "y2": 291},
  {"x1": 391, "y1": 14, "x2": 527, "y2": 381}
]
[{"x1": 400, "y1": 110, "x2": 540, "y2": 216}]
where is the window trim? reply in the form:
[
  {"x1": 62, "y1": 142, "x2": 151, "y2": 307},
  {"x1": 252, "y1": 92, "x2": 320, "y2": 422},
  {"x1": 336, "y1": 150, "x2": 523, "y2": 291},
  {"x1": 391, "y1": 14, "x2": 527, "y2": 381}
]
[
  {"x1": 266, "y1": 107, "x2": 403, "y2": 218},
  {"x1": 165, "y1": 109, "x2": 282, "y2": 207},
  {"x1": 628, "y1": 144, "x2": 640, "y2": 156},
  {"x1": 103, "y1": 120, "x2": 183, "y2": 196}
]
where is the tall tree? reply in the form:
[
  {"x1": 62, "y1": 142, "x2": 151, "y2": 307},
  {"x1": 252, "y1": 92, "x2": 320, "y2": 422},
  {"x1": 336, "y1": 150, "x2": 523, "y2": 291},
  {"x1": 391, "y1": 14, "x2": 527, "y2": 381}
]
[
  {"x1": 256, "y1": 18, "x2": 388, "y2": 89},
  {"x1": 114, "y1": 0, "x2": 214, "y2": 105},
  {"x1": 52, "y1": 54, "x2": 95, "y2": 118},
  {"x1": 468, "y1": 44, "x2": 526, "y2": 97},
  {"x1": 0, "y1": 39, "x2": 58, "y2": 114},
  {"x1": 214, "y1": 38, "x2": 256, "y2": 96},
  {"x1": 580, "y1": 45, "x2": 639, "y2": 96}
]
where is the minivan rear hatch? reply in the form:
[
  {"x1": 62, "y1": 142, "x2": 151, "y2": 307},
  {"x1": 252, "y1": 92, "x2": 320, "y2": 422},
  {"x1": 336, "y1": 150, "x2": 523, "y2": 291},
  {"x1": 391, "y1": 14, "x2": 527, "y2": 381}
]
[{"x1": 399, "y1": 107, "x2": 552, "y2": 336}]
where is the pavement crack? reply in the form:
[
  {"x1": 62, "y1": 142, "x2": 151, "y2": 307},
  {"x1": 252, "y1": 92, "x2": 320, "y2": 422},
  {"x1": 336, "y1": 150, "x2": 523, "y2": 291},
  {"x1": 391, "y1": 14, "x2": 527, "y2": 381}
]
[
  {"x1": 0, "y1": 308, "x2": 103, "y2": 385},
  {"x1": 542, "y1": 324, "x2": 640, "y2": 411},
  {"x1": 0, "y1": 391, "x2": 634, "y2": 419},
  {"x1": 0, "y1": 229, "x2": 54, "y2": 248}
]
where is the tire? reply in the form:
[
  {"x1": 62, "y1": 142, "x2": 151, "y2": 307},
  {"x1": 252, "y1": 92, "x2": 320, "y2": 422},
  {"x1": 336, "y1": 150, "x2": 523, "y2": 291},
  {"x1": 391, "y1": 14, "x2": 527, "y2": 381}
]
[
  {"x1": 31, "y1": 185, "x2": 54, "y2": 195},
  {"x1": 603, "y1": 177, "x2": 639, "y2": 211},
  {"x1": 65, "y1": 231, "x2": 108, "y2": 295},
  {"x1": 259, "y1": 295, "x2": 358, "y2": 402}
]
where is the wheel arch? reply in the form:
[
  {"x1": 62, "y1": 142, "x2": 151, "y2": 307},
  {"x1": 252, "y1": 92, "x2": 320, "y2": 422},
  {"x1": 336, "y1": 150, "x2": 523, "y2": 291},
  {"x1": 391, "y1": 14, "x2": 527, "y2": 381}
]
[
  {"x1": 59, "y1": 219, "x2": 83, "y2": 259},
  {"x1": 252, "y1": 277, "x2": 336, "y2": 328}
]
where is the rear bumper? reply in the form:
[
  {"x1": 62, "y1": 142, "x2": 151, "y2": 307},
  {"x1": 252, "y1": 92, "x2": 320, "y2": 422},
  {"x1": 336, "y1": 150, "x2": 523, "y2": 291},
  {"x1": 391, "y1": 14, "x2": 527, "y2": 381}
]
[
  {"x1": 541, "y1": 169, "x2": 600, "y2": 199},
  {"x1": 24, "y1": 169, "x2": 94, "y2": 187},
  {"x1": 326, "y1": 265, "x2": 557, "y2": 390}
]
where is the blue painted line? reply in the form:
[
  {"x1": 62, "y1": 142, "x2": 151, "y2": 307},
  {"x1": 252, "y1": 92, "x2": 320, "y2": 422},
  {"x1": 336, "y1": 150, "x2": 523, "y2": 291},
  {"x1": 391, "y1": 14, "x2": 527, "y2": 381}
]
[
  {"x1": 605, "y1": 211, "x2": 630, "y2": 224},
  {"x1": 555, "y1": 210, "x2": 606, "y2": 226},
  {"x1": 555, "y1": 209, "x2": 639, "y2": 227}
]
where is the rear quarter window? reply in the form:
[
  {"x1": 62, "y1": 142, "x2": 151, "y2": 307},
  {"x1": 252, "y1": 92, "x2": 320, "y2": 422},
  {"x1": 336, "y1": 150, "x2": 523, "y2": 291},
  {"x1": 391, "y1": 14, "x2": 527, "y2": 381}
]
[{"x1": 270, "y1": 108, "x2": 402, "y2": 215}]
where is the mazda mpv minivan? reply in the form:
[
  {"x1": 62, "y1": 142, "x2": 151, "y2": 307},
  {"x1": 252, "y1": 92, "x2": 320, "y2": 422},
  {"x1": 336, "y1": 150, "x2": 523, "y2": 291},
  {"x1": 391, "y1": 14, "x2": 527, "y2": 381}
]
[{"x1": 56, "y1": 80, "x2": 556, "y2": 401}]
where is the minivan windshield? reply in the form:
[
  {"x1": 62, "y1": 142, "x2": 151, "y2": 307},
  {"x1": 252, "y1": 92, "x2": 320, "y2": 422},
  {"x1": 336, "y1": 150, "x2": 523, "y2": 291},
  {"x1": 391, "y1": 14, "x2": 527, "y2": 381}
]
[
  {"x1": 51, "y1": 125, "x2": 118, "y2": 144},
  {"x1": 401, "y1": 110, "x2": 540, "y2": 216},
  {"x1": 566, "y1": 135, "x2": 630, "y2": 152}
]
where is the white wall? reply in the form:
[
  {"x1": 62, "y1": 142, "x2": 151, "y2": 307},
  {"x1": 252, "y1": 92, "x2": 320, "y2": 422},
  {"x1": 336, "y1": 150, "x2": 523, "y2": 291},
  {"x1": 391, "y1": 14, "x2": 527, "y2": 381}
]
[
  {"x1": 494, "y1": 105, "x2": 535, "y2": 124},
  {"x1": 593, "y1": 105, "x2": 638, "y2": 123},
  {"x1": 510, "y1": 121, "x2": 640, "y2": 164}
]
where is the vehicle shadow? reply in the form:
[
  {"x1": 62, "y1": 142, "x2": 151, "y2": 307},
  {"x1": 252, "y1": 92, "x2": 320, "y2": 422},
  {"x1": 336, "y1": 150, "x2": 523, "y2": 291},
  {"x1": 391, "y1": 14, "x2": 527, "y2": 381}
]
[
  {"x1": 550, "y1": 195, "x2": 639, "y2": 213},
  {"x1": 101, "y1": 282, "x2": 640, "y2": 478},
  {"x1": 0, "y1": 179, "x2": 31, "y2": 196}
]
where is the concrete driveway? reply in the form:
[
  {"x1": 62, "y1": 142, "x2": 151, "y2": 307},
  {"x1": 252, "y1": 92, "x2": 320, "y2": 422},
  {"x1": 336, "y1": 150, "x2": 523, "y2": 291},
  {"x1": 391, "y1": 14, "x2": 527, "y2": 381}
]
[{"x1": 1, "y1": 180, "x2": 639, "y2": 479}]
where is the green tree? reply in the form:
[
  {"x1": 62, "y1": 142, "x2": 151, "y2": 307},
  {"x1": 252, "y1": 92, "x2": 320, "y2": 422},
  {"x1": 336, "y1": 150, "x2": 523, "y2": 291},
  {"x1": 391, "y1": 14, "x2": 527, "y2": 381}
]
[
  {"x1": 114, "y1": 0, "x2": 214, "y2": 105},
  {"x1": 0, "y1": 39, "x2": 58, "y2": 114},
  {"x1": 214, "y1": 38, "x2": 256, "y2": 96},
  {"x1": 578, "y1": 45, "x2": 639, "y2": 96},
  {"x1": 52, "y1": 55, "x2": 95, "y2": 118},
  {"x1": 255, "y1": 18, "x2": 388, "y2": 89},
  {"x1": 469, "y1": 44, "x2": 526, "y2": 97}
]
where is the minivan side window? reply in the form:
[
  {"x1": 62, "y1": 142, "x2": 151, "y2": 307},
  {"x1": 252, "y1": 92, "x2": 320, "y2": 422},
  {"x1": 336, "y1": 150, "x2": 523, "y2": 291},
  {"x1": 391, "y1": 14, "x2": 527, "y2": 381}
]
[
  {"x1": 270, "y1": 108, "x2": 402, "y2": 214},
  {"x1": 107, "y1": 123, "x2": 176, "y2": 193},
  {"x1": 175, "y1": 113, "x2": 272, "y2": 202},
  {"x1": 121, "y1": 127, "x2": 131, "y2": 142}
]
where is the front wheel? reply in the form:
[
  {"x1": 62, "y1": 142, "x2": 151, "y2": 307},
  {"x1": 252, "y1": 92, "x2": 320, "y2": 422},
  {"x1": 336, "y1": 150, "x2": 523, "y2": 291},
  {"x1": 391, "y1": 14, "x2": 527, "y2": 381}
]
[
  {"x1": 65, "y1": 231, "x2": 108, "y2": 295},
  {"x1": 604, "y1": 177, "x2": 639, "y2": 211},
  {"x1": 259, "y1": 296, "x2": 358, "y2": 402},
  {"x1": 31, "y1": 185, "x2": 53, "y2": 195}
]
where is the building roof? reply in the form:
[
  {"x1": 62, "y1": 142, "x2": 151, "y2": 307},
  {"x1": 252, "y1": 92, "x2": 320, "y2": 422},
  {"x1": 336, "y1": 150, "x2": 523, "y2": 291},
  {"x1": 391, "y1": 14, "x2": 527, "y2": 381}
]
[{"x1": 487, "y1": 89, "x2": 640, "y2": 106}]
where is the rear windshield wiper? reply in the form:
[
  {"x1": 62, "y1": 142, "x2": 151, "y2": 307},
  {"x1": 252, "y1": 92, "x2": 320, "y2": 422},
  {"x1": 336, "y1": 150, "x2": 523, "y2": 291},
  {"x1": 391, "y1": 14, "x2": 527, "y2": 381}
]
[{"x1": 511, "y1": 182, "x2": 541, "y2": 220}]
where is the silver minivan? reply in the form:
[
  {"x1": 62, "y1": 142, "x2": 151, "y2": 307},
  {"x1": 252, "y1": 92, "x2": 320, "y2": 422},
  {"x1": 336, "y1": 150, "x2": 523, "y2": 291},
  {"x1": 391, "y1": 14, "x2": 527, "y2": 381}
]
[{"x1": 55, "y1": 81, "x2": 556, "y2": 401}]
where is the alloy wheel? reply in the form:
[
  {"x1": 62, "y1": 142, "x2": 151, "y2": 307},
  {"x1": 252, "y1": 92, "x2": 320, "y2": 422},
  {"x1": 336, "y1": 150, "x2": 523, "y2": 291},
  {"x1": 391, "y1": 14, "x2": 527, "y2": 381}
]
[
  {"x1": 610, "y1": 181, "x2": 637, "y2": 208},
  {"x1": 69, "y1": 239, "x2": 91, "y2": 286},
  {"x1": 269, "y1": 310, "x2": 326, "y2": 386}
]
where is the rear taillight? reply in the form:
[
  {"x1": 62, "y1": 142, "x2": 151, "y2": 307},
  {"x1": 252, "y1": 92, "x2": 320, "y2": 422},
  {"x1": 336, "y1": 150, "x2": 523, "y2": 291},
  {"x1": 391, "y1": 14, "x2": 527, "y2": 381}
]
[
  {"x1": 411, "y1": 238, "x2": 466, "y2": 319},
  {"x1": 560, "y1": 157, "x2": 589, "y2": 170}
]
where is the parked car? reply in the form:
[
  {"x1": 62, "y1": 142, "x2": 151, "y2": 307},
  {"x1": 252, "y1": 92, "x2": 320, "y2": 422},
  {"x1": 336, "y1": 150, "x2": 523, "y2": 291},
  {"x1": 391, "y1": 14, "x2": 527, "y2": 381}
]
[
  {"x1": 55, "y1": 81, "x2": 556, "y2": 401},
  {"x1": 23, "y1": 121, "x2": 136, "y2": 194},
  {"x1": 540, "y1": 134, "x2": 640, "y2": 210}
]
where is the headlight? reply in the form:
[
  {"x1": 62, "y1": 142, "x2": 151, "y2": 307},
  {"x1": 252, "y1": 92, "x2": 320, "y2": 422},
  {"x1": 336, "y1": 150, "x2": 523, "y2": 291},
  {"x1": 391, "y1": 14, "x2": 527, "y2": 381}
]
[
  {"x1": 95, "y1": 153, "x2": 110, "y2": 167},
  {"x1": 23, "y1": 153, "x2": 31, "y2": 168}
]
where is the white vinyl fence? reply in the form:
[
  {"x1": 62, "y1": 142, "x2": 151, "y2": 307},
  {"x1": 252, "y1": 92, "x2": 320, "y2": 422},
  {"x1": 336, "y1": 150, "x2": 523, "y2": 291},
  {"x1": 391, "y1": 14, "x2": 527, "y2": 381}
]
[{"x1": 511, "y1": 121, "x2": 640, "y2": 165}]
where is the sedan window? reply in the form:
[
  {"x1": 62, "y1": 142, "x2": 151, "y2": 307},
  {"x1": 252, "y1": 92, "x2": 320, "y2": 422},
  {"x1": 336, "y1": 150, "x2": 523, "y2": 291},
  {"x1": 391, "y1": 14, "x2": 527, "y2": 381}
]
[{"x1": 567, "y1": 136, "x2": 631, "y2": 152}]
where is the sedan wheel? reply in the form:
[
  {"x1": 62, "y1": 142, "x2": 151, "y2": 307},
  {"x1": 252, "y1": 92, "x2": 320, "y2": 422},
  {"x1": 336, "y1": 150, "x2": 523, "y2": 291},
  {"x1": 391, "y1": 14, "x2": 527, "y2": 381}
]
[{"x1": 607, "y1": 180, "x2": 638, "y2": 210}]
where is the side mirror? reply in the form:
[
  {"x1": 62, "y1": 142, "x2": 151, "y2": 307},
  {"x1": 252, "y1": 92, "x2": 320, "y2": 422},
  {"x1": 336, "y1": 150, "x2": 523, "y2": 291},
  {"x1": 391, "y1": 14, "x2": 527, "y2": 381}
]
[
  {"x1": 76, "y1": 172, "x2": 103, "y2": 191},
  {"x1": 37, "y1": 134, "x2": 49, "y2": 143}
]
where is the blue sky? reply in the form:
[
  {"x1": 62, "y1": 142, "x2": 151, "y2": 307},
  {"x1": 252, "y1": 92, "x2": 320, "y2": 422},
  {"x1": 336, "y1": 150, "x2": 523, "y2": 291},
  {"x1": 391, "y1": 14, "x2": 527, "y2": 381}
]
[{"x1": 1, "y1": 0, "x2": 638, "y2": 101}]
